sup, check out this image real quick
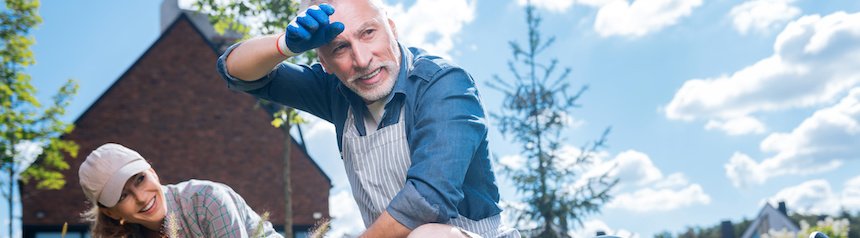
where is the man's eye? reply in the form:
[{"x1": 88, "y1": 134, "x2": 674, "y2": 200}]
[
  {"x1": 119, "y1": 193, "x2": 127, "y2": 201},
  {"x1": 364, "y1": 29, "x2": 375, "y2": 38},
  {"x1": 333, "y1": 44, "x2": 348, "y2": 54},
  {"x1": 136, "y1": 174, "x2": 145, "y2": 184}
]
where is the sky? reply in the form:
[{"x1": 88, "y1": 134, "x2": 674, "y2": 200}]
[{"x1": 3, "y1": 0, "x2": 860, "y2": 237}]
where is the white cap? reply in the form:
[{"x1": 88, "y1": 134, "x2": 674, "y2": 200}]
[{"x1": 79, "y1": 143, "x2": 151, "y2": 207}]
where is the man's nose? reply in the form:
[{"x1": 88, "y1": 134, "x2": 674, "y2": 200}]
[{"x1": 351, "y1": 44, "x2": 372, "y2": 70}]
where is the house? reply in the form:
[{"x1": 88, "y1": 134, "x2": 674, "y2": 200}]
[
  {"x1": 20, "y1": 2, "x2": 331, "y2": 237},
  {"x1": 740, "y1": 202, "x2": 800, "y2": 238}
]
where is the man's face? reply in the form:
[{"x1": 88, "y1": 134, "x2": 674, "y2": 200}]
[{"x1": 317, "y1": 0, "x2": 401, "y2": 103}]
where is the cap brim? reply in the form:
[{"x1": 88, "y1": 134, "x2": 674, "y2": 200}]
[{"x1": 98, "y1": 160, "x2": 151, "y2": 207}]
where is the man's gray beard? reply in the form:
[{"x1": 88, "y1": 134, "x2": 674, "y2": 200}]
[{"x1": 346, "y1": 61, "x2": 399, "y2": 103}]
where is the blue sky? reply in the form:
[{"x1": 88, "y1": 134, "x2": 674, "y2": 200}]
[{"x1": 4, "y1": 0, "x2": 860, "y2": 237}]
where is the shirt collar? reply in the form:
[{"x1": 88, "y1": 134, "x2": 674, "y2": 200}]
[
  {"x1": 390, "y1": 42, "x2": 414, "y2": 97},
  {"x1": 161, "y1": 185, "x2": 183, "y2": 235}
]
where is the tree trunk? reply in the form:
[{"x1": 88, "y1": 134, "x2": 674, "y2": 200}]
[
  {"x1": 282, "y1": 114, "x2": 293, "y2": 238},
  {"x1": 9, "y1": 163, "x2": 14, "y2": 238}
]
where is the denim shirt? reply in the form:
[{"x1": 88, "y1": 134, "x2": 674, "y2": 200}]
[{"x1": 216, "y1": 42, "x2": 502, "y2": 229}]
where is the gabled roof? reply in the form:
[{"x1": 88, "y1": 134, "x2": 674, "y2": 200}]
[
  {"x1": 71, "y1": 12, "x2": 216, "y2": 125},
  {"x1": 72, "y1": 12, "x2": 331, "y2": 184},
  {"x1": 22, "y1": 12, "x2": 331, "y2": 227},
  {"x1": 741, "y1": 203, "x2": 800, "y2": 238}
]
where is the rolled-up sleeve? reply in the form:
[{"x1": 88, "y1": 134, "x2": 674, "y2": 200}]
[
  {"x1": 386, "y1": 67, "x2": 487, "y2": 229},
  {"x1": 215, "y1": 42, "x2": 340, "y2": 122},
  {"x1": 216, "y1": 43, "x2": 275, "y2": 92}
]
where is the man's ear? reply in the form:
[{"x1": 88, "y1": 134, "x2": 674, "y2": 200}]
[
  {"x1": 317, "y1": 50, "x2": 331, "y2": 72},
  {"x1": 388, "y1": 18, "x2": 398, "y2": 39}
]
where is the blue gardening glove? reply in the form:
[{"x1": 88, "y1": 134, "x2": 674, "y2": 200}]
[{"x1": 285, "y1": 4, "x2": 345, "y2": 54}]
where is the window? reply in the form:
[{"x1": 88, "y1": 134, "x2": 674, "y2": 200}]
[{"x1": 35, "y1": 232, "x2": 85, "y2": 238}]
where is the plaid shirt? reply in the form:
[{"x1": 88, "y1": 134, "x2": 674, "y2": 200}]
[{"x1": 160, "y1": 180, "x2": 282, "y2": 238}]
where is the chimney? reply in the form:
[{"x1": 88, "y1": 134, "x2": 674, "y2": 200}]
[
  {"x1": 778, "y1": 201, "x2": 788, "y2": 216},
  {"x1": 721, "y1": 220, "x2": 734, "y2": 238},
  {"x1": 160, "y1": 0, "x2": 182, "y2": 32}
]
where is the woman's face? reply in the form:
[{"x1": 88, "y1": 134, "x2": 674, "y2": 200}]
[{"x1": 101, "y1": 168, "x2": 167, "y2": 228}]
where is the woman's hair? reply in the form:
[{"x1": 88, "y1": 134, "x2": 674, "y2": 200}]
[{"x1": 81, "y1": 202, "x2": 138, "y2": 238}]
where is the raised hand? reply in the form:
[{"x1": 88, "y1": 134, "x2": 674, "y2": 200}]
[{"x1": 284, "y1": 4, "x2": 345, "y2": 54}]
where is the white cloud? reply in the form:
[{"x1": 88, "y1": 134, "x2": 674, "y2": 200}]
[
  {"x1": 704, "y1": 115, "x2": 767, "y2": 135},
  {"x1": 517, "y1": 0, "x2": 576, "y2": 12},
  {"x1": 519, "y1": 0, "x2": 701, "y2": 38},
  {"x1": 582, "y1": 150, "x2": 711, "y2": 212},
  {"x1": 841, "y1": 176, "x2": 860, "y2": 209},
  {"x1": 725, "y1": 88, "x2": 860, "y2": 187},
  {"x1": 179, "y1": 0, "x2": 475, "y2": 58},
  {"x1": 725, "y1": 152, "x2": 768, "y2": 188},
  {"x1": 665, "y1": 11, "x2": 860, "y2": 135},
  {"x1": 605, "y1": 151, "x2": 663, "y2": 188},
  {"x1": 296, "y1": 112, "x2": 348, "y2": 188},
  {"x1": 501, "y1": 148, "x2": 708, "y2": 213},
  {"x1": 303, "y1": 116, "x2": 336, "y2": 140},
  {"x1": 557, "y1": 145, "x2": 611, "y2": 172},
  {"x1": 570, "y1": 219, "x2": 641, "y2": 238},
  {"x1": 13, "y1": 141, "x2": 43, "y2": 177},
  {"x1": 608, "y1": 184, "x2": 711, "y2": 212},
  {"x1": 177, "y1": 0, "x2": 195, "y2": 9},
  {"x1": 498, "y1": 154, "x2": 527, "y2": 170},
  {"x1": 593, "y1": 0, "x2": 703, "y2": 38},
  {"x1": 328, "y1": 190, "x2": 365, "y2": 237},
  {"x1": 385, "y1": 0, "x2": 476, "y2": 58},
  {"x1": 654, "y1": 173, "x2": 691, "y2": 189},
  {"x1": 729, "y1": 0, "x2": 801, "y2": 35},
  {"x1": 767, "y1": 180, "x2": 839, "y2": 215}
]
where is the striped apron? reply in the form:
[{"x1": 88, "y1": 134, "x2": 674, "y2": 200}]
[{"x1": 341, "y1": 106, "x2": 518, "y2": 237}]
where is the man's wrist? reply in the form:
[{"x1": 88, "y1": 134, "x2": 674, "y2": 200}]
[{"x1": 276, "y1": 33, "x2": 298, "y2": 57}]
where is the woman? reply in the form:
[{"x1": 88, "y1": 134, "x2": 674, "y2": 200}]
[{"x1": 79, "y1": 143, "x2": 282, "y2": 238}]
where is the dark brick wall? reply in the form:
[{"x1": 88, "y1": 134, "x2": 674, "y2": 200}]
[{"x1": 21, "y1": 14, "x2": 330, "y2": 228}]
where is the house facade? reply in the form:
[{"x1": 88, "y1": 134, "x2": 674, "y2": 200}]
[{"x1": 20, "y1": 7, "x2": 331, "y2": 238}]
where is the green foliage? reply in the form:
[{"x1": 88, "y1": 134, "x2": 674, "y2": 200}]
[
  {"x1": 798, "y1": 217, "x2": 850, "y2": 238},
  {"x1": 660, "y1": 211, "x2": 860, "y2": 238},
  {"x1": 2, "y1": 0, "x2": 80, "y2": 236},
  {"x1": 836, "y1": 210, "x2": 860, "y2": 238},
  {"x1": 657, "y1": 218, "x2": 752, "y2": 238},
  {"x1": 194, "y1": 0, "x2": 298, "y2": 37},
  {"x1": 192, "y1": 0, "x2": 315, "y2": 129},
  {"x1": 488, "y1": 1, "x2": 616, "y2": 237},
  {"x1": 191, "y1": 1, "x2": 311, "y2": 237},
  {"x1": 1, "y1": 0, "x2": 79, "y2": 191}
]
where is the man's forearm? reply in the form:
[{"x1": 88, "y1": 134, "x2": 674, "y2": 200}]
[
  {"x1": 224, "y1": 34, "x2": 290, "y2": 81},
  {"x1": 361, "y1": 211, "x2": 411, "y2": 238}
]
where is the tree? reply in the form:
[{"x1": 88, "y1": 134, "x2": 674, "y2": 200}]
[
  {"x1": 487, "y1": 1, "x2": 617, "y2": 237},
  {"x1": 191, "y1": 1, "x2": 311, "y2": 237},
  {"x1": 1, "y1": 0, "x2": 79, "y2": 237}
]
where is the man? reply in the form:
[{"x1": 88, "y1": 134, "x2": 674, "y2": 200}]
[{"x1": 216, "y1": 0, "x2": 518, "y2": 237}]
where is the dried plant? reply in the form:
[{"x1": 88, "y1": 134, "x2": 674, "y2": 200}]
[
  {"x1": 309, "y1": 219, "x2": 331, "y2": 238},
  {"x1": 253, "y1": 211, "x2": 271, "y2": 238}
]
